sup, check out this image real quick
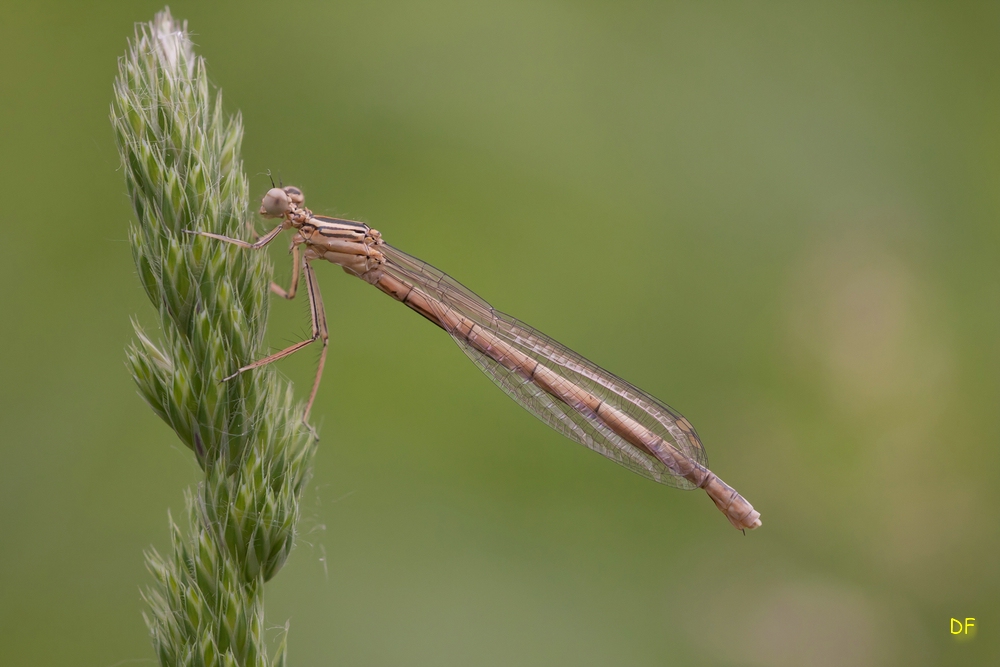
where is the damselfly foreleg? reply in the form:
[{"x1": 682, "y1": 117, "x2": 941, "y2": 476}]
[{"x1": 192, "y1": 222, "x2": 286, "y2": 249}]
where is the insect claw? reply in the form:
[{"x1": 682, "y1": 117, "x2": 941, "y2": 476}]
[
  {"x1": 221, "y1": 370, "x2": 241, "y2": 382},
  {"x1": 302, "y1": 420, "x2": 320, "y2": 441}
]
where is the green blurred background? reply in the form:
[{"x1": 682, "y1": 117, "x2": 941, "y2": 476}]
[{"x1": 1, "y1": 2, "x2": 997, "y2": 665}]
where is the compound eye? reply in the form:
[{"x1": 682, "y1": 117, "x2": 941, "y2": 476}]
[
  {"x1": 284, "y1": 186, "x2": 305, "y2": 207},
  {"x1": 260, "y1": 187, "x2": 290, "y2": 218}
]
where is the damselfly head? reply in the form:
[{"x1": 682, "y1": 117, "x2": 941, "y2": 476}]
[
  {"x1": 260, "y1": 187, "x2": 288, "y2": 217},
  {"x1": 258, "y1": 189, "x2": 288, "y2": 218},
  {"x1": 260, "y1": 185, "x2": 305, "y2": 218}
]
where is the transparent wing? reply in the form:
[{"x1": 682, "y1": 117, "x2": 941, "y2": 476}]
[{"x1": 381, "y1": 243, "x2": 708, "y2": 489}]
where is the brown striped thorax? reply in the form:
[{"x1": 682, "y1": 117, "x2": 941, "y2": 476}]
[{"x1": 261, "y1": 185, "x2": 386, "y2": 284}]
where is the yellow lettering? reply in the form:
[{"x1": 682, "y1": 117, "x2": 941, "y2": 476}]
[
  {"x1": 965, "y1": 618, "x2": 975, "y2": 633},
  {"x1": 950, "y1": 618, "x2": 963, "y2": 634}
]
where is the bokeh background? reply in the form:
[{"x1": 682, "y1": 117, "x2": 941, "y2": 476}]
[{"x1": 1, "y1": 2, "x2": 997, "y2": 665}]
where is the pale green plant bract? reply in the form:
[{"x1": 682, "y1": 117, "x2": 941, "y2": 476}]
[{"x1": 112, "y1": 9, "x2": 318, "y2": 666}]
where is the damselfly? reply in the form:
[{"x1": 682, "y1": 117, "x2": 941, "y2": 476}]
[{"x1": 189, "y1": 187, "x2": 762, "y2": 530}]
